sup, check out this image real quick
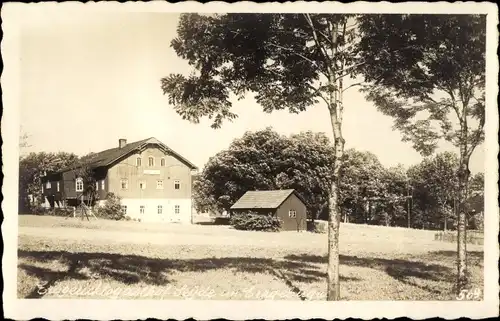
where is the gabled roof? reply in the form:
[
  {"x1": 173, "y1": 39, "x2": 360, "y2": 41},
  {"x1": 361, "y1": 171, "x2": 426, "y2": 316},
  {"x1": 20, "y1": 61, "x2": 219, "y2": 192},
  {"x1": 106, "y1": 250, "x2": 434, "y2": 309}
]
[
  {"x1": 230, "y1": 189, "x2": 304, "y2": 210},
  {"x1": 58, "y1": 137, "x2": 197, "y2": 173}
]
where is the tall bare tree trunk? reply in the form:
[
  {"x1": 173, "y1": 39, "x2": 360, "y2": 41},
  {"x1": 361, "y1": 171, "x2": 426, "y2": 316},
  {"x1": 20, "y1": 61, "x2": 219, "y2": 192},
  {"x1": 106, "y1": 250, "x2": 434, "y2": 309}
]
[
  {"x1": 456, "y1": 159, "x2": 470, "y2": 293},
  {"x1": 443, "y1": 202, "x2": 448, "y2": 231},
  {"x1": 327, "y1": 104, "x2": 344, "y2": 301}
]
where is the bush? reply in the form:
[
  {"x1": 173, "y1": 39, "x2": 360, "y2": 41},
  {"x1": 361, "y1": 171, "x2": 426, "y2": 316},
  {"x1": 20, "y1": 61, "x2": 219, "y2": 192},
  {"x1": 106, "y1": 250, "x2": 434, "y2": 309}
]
[
  {"x1": 307, "y1": 219, "x2": 328, "y2": 233},
  {"x1": 230, "y1": 211, "x2": 282, "y2": 232},
  {"x1": 213, "y1": 217, "x2": 231, "y2": 225},
  {"x1": 27, "y1": 204, "x2": 49, "y2": 215},
  {"x1": 51, "y1": 207, "x2": 75, "y2": 217},
  {"x1": 95, "y1": 193, "x2": 124, "y2": 220},
  {"x1": 26, "y1": 205, "x2": 74, "y2": 217},
  {"x1": 469, "y1": 211, "x2": 484, "y2": 232}
]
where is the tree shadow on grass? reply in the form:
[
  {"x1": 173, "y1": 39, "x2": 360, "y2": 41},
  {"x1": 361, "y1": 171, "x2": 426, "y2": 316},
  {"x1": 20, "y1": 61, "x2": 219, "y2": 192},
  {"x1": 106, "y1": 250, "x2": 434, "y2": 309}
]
[
  {"x1": 285, "y1": 250, "x2": 484, "y2": 296},
  {"x1": 18, "y1": 249, "x2": 361, "y2": 300},
  {"x1": 20, "y1": 262, "x2": 90, "y2": 299}
]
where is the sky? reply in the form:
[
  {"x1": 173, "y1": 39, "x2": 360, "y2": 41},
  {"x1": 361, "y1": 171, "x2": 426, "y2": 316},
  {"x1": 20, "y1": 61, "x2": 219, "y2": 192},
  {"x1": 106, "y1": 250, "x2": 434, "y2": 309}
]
[{"x1": 18, "y1": 10, "x2": 485, "y2": 173}]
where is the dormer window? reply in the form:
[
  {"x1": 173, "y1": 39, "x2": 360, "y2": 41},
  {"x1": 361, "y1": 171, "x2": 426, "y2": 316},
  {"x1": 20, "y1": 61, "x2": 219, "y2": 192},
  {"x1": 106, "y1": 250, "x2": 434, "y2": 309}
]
[
  {"x1": 136, "y1": 157, "x2": 142, "y2": 167},
  {"x1": 148, "y1": 156, "x2": 155, "y2": 167}
]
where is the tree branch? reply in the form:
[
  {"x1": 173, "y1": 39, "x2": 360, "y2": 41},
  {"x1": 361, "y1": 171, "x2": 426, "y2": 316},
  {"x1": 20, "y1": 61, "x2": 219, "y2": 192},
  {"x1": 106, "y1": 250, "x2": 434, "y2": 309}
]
[
  {"x1": 345, "y1": 22, "x2": 359, "y2": 32},
  {"x1": 466, "y1": 120, "x2": 485, "y2": 160},
  {"x1": 335, "y1": 61, "x2": 365, "y2": 81},
  {"x1": 316, "y1": 29, "x2": 334, "y2": 46},
  {"x1": 443, "y1": 86, "x2": 464, "y2": 126},
  {"x1": 303, "y1": 14, "x2": 333, "y2": 77},
  {"x1": 266, "y1": 42, "x2": 319, "y2": 68},
  {"x1": 339, "y1": 20, "x2": 347, "y2": 72},
  {"x1": 342, "y1": 82, "x2": 363, "y2": 93},
  {"x1": 306, "y1": 83, "x2": 329, "y2": 105}
]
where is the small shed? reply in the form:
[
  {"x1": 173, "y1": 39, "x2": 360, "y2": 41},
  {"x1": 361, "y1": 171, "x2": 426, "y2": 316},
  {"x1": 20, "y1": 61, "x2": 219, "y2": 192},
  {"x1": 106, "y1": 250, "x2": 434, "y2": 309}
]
[{"x1": 230, "y1": 189, "x2": 307, "y2": 231}]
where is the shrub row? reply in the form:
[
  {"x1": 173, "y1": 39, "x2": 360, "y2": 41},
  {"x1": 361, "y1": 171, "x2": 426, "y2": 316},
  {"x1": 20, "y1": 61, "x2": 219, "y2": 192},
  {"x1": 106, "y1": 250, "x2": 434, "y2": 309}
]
[
  {"x1": 434, "y1": 231, "x2": 483, "y2": 245},
  {"x1": 27, "y1": 193, "x2": 126, "y2": 221},
  {"x1": 32, "y1": 207, "x2": 74, "y2": 217},
  {"x1": 229, "y1": 212, "x2": 282, "y2": 232}
]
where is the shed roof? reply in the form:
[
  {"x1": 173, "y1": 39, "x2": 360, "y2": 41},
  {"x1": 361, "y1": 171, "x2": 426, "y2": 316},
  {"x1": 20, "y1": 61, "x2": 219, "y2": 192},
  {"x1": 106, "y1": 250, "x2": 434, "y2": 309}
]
[{"x1": 230, "y1": 189, "x2": 304, "y2": 210}]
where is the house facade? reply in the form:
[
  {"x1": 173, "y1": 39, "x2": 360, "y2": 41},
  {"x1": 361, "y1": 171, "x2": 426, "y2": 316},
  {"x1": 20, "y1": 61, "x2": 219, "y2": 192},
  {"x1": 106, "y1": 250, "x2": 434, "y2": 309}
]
[
  {"x1": 41, "y1": 137, "x2": 198, "y2": 223},
  {"x1": 230, "y1": 189, "x2": 307, "y2": 231}
]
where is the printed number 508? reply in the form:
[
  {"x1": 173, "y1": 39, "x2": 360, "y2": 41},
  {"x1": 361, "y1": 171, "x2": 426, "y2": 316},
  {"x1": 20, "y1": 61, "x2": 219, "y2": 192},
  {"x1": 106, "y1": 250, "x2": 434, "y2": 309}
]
[{"x1": 456, "y1": 288, "x2": 482, "y2": 300}]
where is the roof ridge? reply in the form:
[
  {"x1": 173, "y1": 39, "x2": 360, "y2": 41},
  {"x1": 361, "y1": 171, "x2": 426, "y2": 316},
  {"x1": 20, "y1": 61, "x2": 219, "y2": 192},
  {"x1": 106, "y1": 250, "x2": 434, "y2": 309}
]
[{"x1": 248, "y1": 189, "x2": 295, "y2": 192}]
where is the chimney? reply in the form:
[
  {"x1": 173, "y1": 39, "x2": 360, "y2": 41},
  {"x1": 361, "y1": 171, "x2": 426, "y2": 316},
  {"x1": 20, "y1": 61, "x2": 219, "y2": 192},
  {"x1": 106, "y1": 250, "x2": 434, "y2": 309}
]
[{"x1": 119, "y1": 138, "x2": 127, "y2": 149}]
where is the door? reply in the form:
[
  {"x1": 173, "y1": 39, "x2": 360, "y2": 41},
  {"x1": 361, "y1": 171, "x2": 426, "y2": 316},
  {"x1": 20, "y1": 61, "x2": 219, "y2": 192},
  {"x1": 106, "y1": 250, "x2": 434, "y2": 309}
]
[
  {"x1": 158, "y1": 205, "x2": 166, "y2": 222},
  {"x1": 171, "y1": 204, "x2": 181, "y2": 223}
]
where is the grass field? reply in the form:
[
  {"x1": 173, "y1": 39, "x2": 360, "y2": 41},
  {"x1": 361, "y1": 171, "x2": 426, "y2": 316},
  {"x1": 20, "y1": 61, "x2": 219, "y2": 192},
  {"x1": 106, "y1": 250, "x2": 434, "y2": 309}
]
[{"x1": 18, "y1": 215, "x2": 484, "y2": 300}]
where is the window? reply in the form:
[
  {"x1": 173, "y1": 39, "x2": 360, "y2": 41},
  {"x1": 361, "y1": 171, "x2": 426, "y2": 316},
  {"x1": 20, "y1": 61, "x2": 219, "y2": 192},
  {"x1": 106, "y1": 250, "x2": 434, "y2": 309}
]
[
  {"x1": 157, "y1": 205, "x2": 163, "y2": 214},
  {"x1": 120, "y1": 179, "x2": 128, "y2": 190},
  {"x1": 46, "y1": 181, "x2": 51, "y2": 189},
  {"x1": 140, "y1": 205, "x2": 145, "y2": 214},
  {"x1": 121, "y1": 205, "x2": 127, "y2": 214},
  {"x1": 288, "y1": 210, "x2": 297, "y2": 218},
  {"x1": 174, "y1": 180, "x2": 181, "y2": 190},
  {"x1": 75, "y1": 178, "x2": 84, "y2": 192},
  {"x1": 139, "y1": 181, "x2": 146, "y2": 190},
  {"x1": 174, "y1": 205, "x2": 180, "y2": 214},
  {"x1": 96, "y1": 181, "x2": 99, "y2": 190},
  {"x1": 101, "y1": 180, "x2": 105, "y2": 190},
  {"x1": 41, "y1": 185, "x2": 44, "y2": 193},
  {"x1": 136, "y1": 157, "x2": 142, "y2": 167},
  {"x1": 57, "y1": 182, "x2": 60, "y2": 192},
  {"x1": 161, "y1": 158, "x2": 165, "y2": 167},
  {"x1": 156, "y1": 180, "x2": 164, "y2": 189},
  {"x1": 148, "y1": 156, "x2": 155, "y2": 167}
]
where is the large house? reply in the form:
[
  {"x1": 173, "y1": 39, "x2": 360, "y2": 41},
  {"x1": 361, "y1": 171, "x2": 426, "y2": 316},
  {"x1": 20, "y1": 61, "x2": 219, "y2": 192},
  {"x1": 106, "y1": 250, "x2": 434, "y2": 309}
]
[
  {"x1": 230, "y1": 189, "x2": 307, "y2": 231},
  {"x1": 41, "y1": 137, "x2": 198, "y2": 223}
]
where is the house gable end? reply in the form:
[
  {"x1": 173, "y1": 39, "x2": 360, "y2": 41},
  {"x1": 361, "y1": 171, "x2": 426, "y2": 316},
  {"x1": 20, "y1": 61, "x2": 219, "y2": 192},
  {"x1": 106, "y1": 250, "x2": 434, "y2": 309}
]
[
  {"x1": 275, "y1": 190, "x2": 306, "y2": 209},
  {"x1": 106, "y1": 141, "x2": 197, "y2": 171}
]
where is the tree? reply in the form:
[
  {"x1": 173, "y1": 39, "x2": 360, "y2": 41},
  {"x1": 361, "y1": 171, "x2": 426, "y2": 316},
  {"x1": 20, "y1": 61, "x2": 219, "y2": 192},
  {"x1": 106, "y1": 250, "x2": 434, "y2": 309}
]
[
  {"x1": 469, "y1": 172, "x2": 484, "y2": 196},
  {"x1": 357, "y1": 15, "x2": 485, "y2": 292},
  {"x1": 194, "y1": 128, "x2": 335, "y2": 221},
  {"x1": 194, "y1": 128, "x2": 286, "y2": 212},
  {"x1": 19, "y1": 151, "x2": 79, "y2": 212},
  {"x1": 380, "y1": 165, "x2": 410, "y2": 228},
  {"x1": 407, "y1": 152, "x2": 459, "y2": 230},
  {"x1": 162, "y1": 13, "x2": 360, "y2": 300},
  {"x1": 467, "y1": 172, "x2": 484, "y2": 231},
  {"x1": 279, "y1": 131, "x2": 335, "y2": 221},
  {"x1": 338, "y1": 149, "x2": 387, "y2": 224},
  {"x1": 74, "y1": 164, "x2": 99, "y2": 207}
]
